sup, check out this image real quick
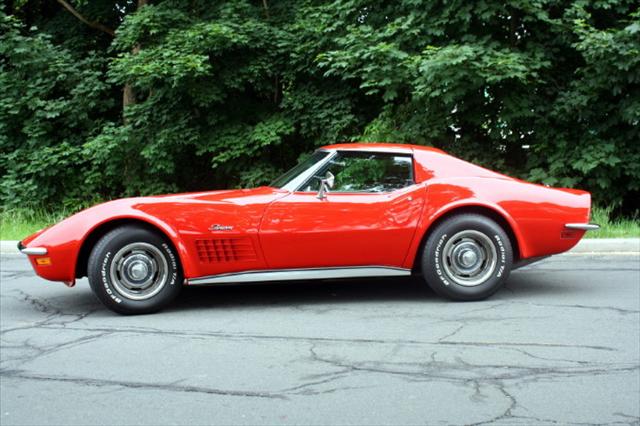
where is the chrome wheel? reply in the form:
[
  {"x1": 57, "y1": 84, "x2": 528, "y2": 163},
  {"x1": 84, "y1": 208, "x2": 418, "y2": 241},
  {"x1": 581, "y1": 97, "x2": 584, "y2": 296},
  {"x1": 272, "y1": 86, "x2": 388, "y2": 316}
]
[
  {"x1": 442, "y1": 230, "x2": 497, "y2": 287},
  {"x1": 109, "y1": 242, "x2": 169, "y2": 300}
]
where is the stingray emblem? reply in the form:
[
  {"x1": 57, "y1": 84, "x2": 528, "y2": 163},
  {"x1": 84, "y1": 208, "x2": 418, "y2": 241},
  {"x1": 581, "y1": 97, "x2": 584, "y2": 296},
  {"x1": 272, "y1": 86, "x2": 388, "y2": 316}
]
[{"x1": 209, "y1": 224, "x2": 233, "y2": 231}]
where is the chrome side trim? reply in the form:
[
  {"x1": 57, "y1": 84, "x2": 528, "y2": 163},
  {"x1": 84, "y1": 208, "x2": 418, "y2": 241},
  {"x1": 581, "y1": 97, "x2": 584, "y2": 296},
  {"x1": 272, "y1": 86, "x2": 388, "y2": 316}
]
[
  {"x1": 565, "y1": 223, "x2": 600, "y2": 231},
  {"x1": 20, "y1": 247, "x2": 48, "y2": 256},
  {"x1": 187, "y1": 266, "x2": 411, "y2": 285}
]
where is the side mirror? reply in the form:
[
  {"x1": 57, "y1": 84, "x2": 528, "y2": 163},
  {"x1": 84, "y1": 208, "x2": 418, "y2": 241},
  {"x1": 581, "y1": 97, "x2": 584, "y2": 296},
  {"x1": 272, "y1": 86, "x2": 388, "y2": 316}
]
[{"x1": 317, "y1": 171, "x2": 335, "y2": 199}]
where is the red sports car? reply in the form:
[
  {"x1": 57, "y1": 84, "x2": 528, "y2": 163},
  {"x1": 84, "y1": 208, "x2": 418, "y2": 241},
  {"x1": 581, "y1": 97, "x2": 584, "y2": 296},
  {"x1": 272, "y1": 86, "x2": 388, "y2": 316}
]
[{"x1": 19, "y1": 143, "x2": 599, "y2": 314}]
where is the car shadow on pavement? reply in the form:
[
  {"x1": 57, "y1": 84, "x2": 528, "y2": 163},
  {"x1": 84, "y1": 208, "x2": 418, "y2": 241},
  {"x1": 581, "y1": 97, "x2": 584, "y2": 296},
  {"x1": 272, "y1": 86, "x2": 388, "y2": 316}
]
[
  {"x1": 166, "y1": 269, "x2": 589, "y2": 313},
  {"x1": 2, "y1": 268, "x2": 592, "y2": 318},
  {"x1": 171, "y1": 276, "x2": 433, "y2": 312},
  {"x1": 503, "y1": 270, "x2": 596, "y2": 299}
]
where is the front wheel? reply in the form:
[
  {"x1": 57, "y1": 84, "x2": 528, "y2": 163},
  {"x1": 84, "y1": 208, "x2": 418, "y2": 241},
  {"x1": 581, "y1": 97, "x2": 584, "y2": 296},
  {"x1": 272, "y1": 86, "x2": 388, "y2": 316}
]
[
  {"x1": 88, "y1": 225, "x2": 182, "y2": 314},
  {"x1": 421, "y1": 214, "x2": 513, "y2": 301}
]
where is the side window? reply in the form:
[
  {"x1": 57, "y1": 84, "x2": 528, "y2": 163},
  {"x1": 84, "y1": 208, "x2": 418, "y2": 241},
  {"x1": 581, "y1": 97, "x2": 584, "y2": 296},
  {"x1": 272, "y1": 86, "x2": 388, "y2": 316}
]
[{"x1": 299, "y1": 152, "x2": 414, "y2": 193}]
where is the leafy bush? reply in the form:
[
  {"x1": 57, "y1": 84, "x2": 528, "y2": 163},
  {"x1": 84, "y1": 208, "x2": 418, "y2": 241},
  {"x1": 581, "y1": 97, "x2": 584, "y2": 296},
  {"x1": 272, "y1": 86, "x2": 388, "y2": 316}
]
[
  {"x1": 1, "y1": 1, "x2": 638, "y2": 216},
  {"x1": 0, "y1": 14, "x2": 113, "y2": 209}
]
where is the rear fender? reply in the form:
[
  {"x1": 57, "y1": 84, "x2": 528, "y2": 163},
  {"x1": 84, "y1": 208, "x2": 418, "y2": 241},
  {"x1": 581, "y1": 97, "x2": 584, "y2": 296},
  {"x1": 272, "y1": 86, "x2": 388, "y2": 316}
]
[
  {"x1": 402, "y1": 182, "x2": 525, "y2": 268},
  {"x1": 402, "y1": 177, "x2": 592, "y2": 268}
]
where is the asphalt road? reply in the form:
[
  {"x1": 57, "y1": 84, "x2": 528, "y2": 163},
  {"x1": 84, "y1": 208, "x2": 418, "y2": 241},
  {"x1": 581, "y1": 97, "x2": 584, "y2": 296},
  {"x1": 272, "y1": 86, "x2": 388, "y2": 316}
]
[{"x1": 1, "y1": 253, "x2": 639, "y2": 426}]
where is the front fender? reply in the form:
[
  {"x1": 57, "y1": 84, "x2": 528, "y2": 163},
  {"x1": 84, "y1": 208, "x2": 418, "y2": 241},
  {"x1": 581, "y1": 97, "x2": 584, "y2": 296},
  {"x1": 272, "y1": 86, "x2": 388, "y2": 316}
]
[{"x1": 20, "y1": 199, "x2": 190, "y2": 284}]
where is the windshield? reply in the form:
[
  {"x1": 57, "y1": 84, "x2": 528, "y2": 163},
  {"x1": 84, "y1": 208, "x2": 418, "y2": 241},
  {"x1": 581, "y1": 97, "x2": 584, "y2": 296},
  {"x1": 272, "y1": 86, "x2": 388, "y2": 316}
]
[{"x1": 270, "y1": 150, "x2": 330, "y2": 188}]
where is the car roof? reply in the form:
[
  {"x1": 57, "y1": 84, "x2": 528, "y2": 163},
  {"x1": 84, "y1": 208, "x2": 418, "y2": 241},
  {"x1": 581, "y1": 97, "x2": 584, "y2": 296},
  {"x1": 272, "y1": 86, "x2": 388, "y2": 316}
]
[{"x1": 319, "y1": 142, "x2": 445, "y2": 155}]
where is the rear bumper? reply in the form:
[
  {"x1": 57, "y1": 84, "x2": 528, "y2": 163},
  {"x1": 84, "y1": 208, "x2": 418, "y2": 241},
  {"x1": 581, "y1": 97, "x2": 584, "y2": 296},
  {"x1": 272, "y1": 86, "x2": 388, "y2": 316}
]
[{"x1": 565, "y1": 223, "x2": 600, "y2": 231}]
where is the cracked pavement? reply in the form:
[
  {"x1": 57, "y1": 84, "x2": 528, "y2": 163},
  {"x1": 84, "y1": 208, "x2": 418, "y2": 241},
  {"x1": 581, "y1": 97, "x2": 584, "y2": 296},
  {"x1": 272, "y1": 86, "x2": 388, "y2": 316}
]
[{"x1": 1, "y1": 254, "x2": 639, "y2": 425}]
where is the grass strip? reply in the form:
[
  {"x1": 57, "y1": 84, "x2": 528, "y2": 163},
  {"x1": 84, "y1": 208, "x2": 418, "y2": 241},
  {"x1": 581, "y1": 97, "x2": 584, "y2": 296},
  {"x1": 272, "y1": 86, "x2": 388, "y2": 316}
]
[{"x1": 1, "y1": 206, "x2": 637, "y2": 241}]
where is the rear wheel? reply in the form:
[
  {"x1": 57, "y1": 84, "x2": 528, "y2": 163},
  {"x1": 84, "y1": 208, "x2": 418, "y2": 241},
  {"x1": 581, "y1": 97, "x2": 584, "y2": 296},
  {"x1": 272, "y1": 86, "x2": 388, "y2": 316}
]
[
  {"x1": 88, "y1": 225, "x2": 182, "y2": 314},
  {"x1": 421, "y1": 214, "x2": 513, "y2": 301}
]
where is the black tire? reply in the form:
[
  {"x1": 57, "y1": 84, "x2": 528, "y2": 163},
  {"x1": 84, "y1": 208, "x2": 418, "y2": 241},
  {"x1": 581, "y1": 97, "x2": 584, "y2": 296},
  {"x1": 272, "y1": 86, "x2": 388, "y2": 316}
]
[
  {"x1": 88, "y1": 225, "x2": 182, "y2": 314},
  {"x1": 421, "y1": 214, "x2": 513, "y2": 301}
]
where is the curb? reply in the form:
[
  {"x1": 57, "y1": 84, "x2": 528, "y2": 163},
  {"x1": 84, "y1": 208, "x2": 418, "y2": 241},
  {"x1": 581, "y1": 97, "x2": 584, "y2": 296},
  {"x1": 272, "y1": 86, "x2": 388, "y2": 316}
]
[
  {"x1": 2, "y1": 241, "x2": 20, "y2": 255},
  {"x1": 2, "y1": 238, "x2": 639, "y2": 255},
  {"x1": 567, "y1": 238, "x2": 639, "y2": 254}
]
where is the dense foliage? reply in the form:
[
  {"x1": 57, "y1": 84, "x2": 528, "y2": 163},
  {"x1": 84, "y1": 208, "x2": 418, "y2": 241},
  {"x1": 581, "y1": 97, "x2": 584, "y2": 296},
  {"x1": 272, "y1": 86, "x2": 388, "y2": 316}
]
[{"x1": 1, "y1": 0, "x2": 638, "y2": 214}]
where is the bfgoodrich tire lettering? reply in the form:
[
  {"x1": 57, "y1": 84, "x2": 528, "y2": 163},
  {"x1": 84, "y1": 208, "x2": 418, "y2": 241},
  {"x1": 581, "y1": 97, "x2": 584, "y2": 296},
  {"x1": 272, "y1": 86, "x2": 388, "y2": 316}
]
[
  {"x1": 422, "y1": 214, "x2": 513, "y2": 301},
  {"x1": 88, "y1": 225, "x2": 182, "y2": 314}
]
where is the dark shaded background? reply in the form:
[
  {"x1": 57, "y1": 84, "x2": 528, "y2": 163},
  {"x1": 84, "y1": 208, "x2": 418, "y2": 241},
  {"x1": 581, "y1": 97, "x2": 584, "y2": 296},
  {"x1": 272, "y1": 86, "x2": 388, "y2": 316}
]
[{"x1": 1, "y1": 0, "x2": 638, "y2": 215}]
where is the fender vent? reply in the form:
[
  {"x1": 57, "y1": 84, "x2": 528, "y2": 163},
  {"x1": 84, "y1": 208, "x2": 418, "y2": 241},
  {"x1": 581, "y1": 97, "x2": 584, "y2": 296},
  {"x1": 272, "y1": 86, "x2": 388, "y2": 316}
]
[{"x1": 195, "y1": 238, "x2": 257, "y2": 263}]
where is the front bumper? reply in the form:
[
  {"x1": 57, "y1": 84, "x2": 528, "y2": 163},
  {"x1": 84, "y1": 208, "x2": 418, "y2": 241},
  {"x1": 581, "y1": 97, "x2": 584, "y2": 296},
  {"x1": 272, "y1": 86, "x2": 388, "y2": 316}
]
[
  {"x1": 18, "y1": 241, "x2": 74, "y2": 287},
  {"x1": 565, "y1": 223, "x2": 600, "y2": 231},
  {"x1": 17, "y1": 241, "x2": 48, "y2": 256}
]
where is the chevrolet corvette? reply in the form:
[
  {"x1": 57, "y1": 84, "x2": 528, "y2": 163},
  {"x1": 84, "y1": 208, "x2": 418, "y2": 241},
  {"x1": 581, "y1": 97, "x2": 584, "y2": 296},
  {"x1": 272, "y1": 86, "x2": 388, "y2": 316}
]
[{"x1": 19, "y1": 143, "x2": 599, "y2": 314}]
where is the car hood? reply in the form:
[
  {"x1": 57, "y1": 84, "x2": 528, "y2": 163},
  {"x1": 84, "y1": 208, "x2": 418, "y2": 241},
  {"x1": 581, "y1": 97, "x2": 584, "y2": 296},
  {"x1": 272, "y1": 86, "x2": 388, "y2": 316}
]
[
  {"x1": 144, "y1": 186, "x2": 286, "y2": 204},
  {"x1": 21, "y1": 186, "x2": 287, "y2": 246}
]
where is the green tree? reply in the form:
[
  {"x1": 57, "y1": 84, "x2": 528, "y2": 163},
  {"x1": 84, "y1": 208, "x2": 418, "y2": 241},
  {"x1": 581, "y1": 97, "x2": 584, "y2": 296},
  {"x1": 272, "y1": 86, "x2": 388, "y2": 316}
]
[{"x1": 1, "y1": 0, "x2": 638, "y2": 214}]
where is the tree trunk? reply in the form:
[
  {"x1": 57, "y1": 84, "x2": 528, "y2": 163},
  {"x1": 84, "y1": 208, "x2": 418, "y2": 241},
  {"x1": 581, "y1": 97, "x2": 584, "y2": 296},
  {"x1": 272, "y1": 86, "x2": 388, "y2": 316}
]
[
  {"x1": 122, "y1": 0, "x2": 148, "y2": 121},
  {"x1": 122, "y1": 85, "x2": 136, "y2": 111},
  {"x1": 56, "y1": 0, "x2": 115, "y2": 36}
]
